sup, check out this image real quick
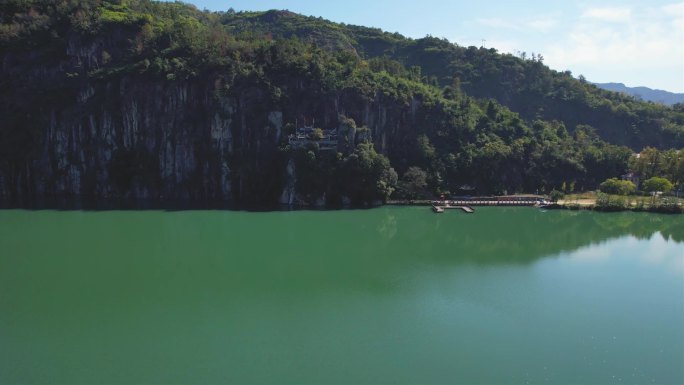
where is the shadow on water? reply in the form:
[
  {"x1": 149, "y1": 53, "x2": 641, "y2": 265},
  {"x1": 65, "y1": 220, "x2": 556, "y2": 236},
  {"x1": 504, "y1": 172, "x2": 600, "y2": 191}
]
[
  {"x1": 0, "y1": 196, "x2": 279, "y2": 211},
  {"x1": 0, "y1": 196, "x2": 373, "y2": 212},
  {"x1": 1, "y1": 206, "x2": 680, "y2": 298}
]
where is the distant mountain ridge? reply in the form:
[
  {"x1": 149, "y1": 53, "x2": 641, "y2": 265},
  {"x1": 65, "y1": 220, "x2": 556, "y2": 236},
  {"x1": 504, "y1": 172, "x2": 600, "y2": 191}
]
[{"x1": 594, "y1": 82, "x2": 684, "y2": 106}]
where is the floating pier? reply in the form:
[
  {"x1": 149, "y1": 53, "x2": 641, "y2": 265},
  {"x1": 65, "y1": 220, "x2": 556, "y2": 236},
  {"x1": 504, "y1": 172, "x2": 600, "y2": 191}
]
[
  {"x1": 459, "y1": 206, "x2": 474, "y2": 213},
  {"x1": 431, "y1": 204, "x2": 474, "y2": 213}
]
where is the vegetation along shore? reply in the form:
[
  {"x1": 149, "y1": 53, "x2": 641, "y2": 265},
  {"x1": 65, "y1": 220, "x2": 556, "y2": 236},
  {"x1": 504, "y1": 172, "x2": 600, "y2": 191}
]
[
  {"x1": 1, "y1": 1, "x2": 682, "y2": 208},
  {"x1": 388, "y1": 193, "x2": 683, "y2": 214}
]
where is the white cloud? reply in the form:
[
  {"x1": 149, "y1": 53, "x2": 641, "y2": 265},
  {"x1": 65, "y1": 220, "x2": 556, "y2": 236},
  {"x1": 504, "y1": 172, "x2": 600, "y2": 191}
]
[
  {"x1": 664, "y1": 2, "x2": 684, "y2": 33},
  {"x1": 464, "y1": 2, "x2": 683, "y2": 91},
  {"x1": 662, "y1": 2, "x2": 684, "y2": 17},
  {"x1": 526, "y1": 18, "x2": 558, "y2": 32},
  {"x1": 543, "y1": 3, "x2": 684, "y2": 90},
  {"x1": 477, "y1": 16, "x2": 558, "y2": 32},
  {"x1": 581, "y1": 7, "x2": 632, "y2": 23},
  {"x1": 476, "y1": 17, "x2": 518, "y2": 29}
]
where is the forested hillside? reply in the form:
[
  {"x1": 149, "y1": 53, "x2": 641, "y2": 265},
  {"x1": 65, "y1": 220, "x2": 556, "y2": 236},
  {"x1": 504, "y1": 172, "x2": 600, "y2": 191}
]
[
  {"x1": 1, "y1": 0, "x2": 682, "y2": 206},
  {"x1": 221, "y1": 10, "x2": 684, "y2": 150}
]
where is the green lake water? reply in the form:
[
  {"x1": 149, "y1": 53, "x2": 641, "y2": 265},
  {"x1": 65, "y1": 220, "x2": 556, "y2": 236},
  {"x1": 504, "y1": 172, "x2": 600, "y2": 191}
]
[{"x1": 1, "y1": 207, "x2": 682, "y2": 384}]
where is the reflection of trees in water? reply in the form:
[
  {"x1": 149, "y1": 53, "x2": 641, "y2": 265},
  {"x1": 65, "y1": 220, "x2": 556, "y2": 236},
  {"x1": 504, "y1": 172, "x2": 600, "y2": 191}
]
[
  {"x1": 5, "y1": 209, "x2": 678, "y2": 301},
  {"x1": 376, "y1": 214, "x2": 397, "y2": 240},
  {"x1": 590, "y1": 211, "x2": 684, "y2": 243},
  {"x1": 226, "y1": 208, "x2": 682, "y2": 294},
  {"x1": 201, "y1": 208, "x2": 680, "y2": 296},
  {"x1": 376, "y1": 208, "x2": 683, "y2": 266}
]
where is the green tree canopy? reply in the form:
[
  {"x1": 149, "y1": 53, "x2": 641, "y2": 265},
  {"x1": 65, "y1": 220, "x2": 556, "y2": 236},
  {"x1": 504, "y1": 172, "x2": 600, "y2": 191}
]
[
  {"x1": 399, "y1": 166, "x2": 428, "y2": 199},
  {"x1": 340, "y1": 142, "x2": 397, "y2": 204},
  {"x1": 599, "y1": 178, "x2": 635, "y2": 195},
  {"x1": 548, "y1": 189, "x2": 564, "y2": 202},
  {"x1": 642, "y1": 177, "x2": 673, "y2": 193}
]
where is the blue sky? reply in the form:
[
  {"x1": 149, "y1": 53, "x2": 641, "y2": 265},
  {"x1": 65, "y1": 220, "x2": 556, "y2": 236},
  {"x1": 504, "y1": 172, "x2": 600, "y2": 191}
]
[{"x1": 172, "y1": 0, "x2": 684, "y2": 92}]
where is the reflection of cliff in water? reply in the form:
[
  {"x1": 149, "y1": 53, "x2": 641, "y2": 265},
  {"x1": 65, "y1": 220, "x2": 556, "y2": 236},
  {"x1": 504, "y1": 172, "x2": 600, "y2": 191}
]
[
  {"x1": 368, "y1": 207, "x2": 683, "y2": 266},
  {"x1": 1, "y1": 208, "x2": 680, "y2": 301}
]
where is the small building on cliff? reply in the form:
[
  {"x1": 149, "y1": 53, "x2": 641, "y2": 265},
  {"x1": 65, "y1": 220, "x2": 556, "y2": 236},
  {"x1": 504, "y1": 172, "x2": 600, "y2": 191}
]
[{"x1": 288, "y1": 124, "x2": 338, "y2": 150}]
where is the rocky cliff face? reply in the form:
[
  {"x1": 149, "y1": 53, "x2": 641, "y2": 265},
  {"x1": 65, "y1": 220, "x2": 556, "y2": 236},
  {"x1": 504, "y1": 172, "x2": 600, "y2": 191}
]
[
  {"x1": 43, "y1": 79, "x2": 237, "y2": 200},
  {"x1": 0, "y1": 38, "x2": 419, "y2": 206},
  {"x1": 2, "y1": 77, "x2": 288, "y2": 203}
]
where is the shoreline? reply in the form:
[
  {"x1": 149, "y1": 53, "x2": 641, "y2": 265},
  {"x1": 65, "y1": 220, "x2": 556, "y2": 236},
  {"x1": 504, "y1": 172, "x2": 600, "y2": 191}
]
[
  {"x1": 548, "y1": 203, "x2": 683, "y2": 214},
  {"x1": 1, "y1": 196, "x2": 681, "y2": 214},
  {"x1": 387, "y1": 199, "x2": 683, "y2": 214}
]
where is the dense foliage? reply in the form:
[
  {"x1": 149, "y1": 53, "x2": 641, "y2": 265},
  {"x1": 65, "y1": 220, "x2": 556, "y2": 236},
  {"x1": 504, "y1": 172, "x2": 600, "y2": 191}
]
[
  {"x1": 291, "y1": 142, "x2": 396, "y2": 205},
  {"x1": 220, "y1": 9, "x2": 684, "y2": 150},
  {"x1": 599, "y1": 178, "x2": 635, "y2": 195},
  {"x1": 629, "y1": 147, "x2": 683, "y2": 187},
  {"x1": 1, "y1": 0, "x2": 682, "y2": 204},
  {"x1": 642, "y1": 177, "x2": 673, "y2": 194}
]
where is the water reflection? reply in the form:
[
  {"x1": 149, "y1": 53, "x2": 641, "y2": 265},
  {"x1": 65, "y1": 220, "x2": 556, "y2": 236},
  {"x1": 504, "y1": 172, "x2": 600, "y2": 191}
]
[
  {"x1": 1, "y1": 208, "x2": 681, "y2": 300},
  {"x1": 373, "y1": 207, "x2": 683, "y2": 265},
  {"x1": 1, "y1": 208, "x2": 682, "y2": 385}
]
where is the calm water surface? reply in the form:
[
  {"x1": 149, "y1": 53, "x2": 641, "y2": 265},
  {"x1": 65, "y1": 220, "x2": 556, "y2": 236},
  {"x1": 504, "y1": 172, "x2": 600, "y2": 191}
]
[{"x1": 1, "y1": 207, "x2": 682, "y2": 384}]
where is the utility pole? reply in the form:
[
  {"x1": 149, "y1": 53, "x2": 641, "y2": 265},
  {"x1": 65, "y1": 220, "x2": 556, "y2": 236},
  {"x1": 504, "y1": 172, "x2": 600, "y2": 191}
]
[{"x1": 481, "y1": 39, "x2": 486, "y2": 48}]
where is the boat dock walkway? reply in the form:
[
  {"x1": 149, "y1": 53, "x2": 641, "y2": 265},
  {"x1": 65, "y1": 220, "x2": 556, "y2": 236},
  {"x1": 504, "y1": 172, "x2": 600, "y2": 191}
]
[
  {"x1": 431, "y1": 199, "x2": 547, "y2": 213},
  {"x1": 445, "y1": 200, "x2": 541, "y2": 206},
  {"x1": 432, "y1": 204, "x2": 474, "y2": 213},
  {"x1": 459, "y1": 206, "x2": 474, "y2": 213}
]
